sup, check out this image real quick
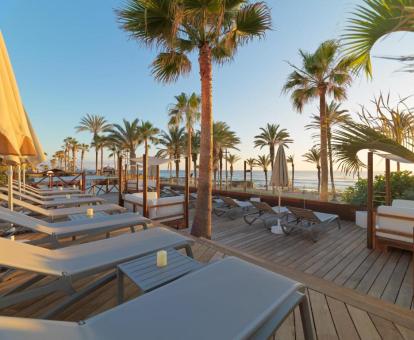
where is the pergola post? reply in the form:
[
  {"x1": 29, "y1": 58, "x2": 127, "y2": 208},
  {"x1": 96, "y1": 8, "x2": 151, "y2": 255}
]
[
  {"x1": 385, "y1": 158, "x2": 391, "y2": 205},
  {"x1": 185, "y1": 157, "x2": 190, "y2": 228},
  {"x1": 143, "y1": 153, "x2": 148, "y2": 218},
  {"x1": 81, "y1": 171, "x2": 86, "y2": 192},
  {"x1": 118, "y1": 155, "x2": 124, "y2": 207},
  {"x1": 136, "y1": 162, "x2": 139, "y2": 193},
  {"x1": 367, "y1": 151, "x2": 374, "y2": 249}
]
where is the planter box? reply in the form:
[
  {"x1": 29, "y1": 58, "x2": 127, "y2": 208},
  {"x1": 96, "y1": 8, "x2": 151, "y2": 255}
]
[{"x1": 355, "y1": 211, "x2": 367, "y2": 228}]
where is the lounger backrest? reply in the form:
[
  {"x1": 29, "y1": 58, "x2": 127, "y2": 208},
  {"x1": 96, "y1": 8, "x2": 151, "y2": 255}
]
[
  {"x1": 287, "y1": 206, "x2": 320, "y2": 223},
  {"x1": 0, "y1": 193, "x2": 49, "y2": 216},
  {"x1": 251, "y1": 201, "x2": 273, "y2": 213},
  {"x1": 221, "y1": 197, "x2": 239, "y2": 207},
  {"x1": 0, "y1": 206, "x2": 45, "y2": 229},
  {"x1": 0, "y1": 188, "x2": 44, "y2": 205}
]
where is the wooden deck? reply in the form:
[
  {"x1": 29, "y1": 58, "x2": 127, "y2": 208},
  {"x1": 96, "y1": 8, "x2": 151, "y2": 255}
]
[
  {"x1": 0, "y1": 226, "x2": 414, "y2": 339},
  {"x1": 208, "y1": 211, "x2": 414, "y2": 312}
]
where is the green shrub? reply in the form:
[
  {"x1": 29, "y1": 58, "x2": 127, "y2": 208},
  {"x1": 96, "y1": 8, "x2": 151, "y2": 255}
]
[{"x1": 342, "y1": 171, "x2": 414, "y2": 206}]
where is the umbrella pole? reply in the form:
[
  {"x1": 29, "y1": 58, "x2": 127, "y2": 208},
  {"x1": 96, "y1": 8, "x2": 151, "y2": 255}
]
[
  {"x1": 277, "y1": 187, "x2": 282, "y2": 228},
  {"x1": 7, "y1": 165, "x2": 13, "y2": 211},
  {"x1": 22, "y1": 165, "x2": 26, "y2": 194}
]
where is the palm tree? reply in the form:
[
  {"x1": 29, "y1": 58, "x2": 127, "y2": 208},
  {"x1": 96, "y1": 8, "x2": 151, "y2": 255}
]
[
  {"x1": 286, "y1": 155, "x2": 295, "y2": 191},
  {"x1": 108, "y1": 119, "x2": 141, "y2": 172},
  {"x1": 255, "y1": 155, "x2": 271, "y2": 191},
  {"x1": 79, "y1": 144, "x2": 89, "y2": 172},
  {"x1": 169, "y1": 92, "x2": 200, "y2": 176},
  {"x1": 118, "y1": 0, "x2": 271, "y2": 238},
  {"x1": 343, "y1": 0, "x2": 414, "y2": 75},
  {"x1": 139, "y1": 120, "x2": 159, "y2": 156},
  {"x1": 212, "y1": 121, "x2": 240, "y2": 189},
  {"x1": 226, "y1": 154, "x2": 240, "y2": 187},
  {"x1": 191, "y1": 131, "x2": 201, "y2": 183},
  {"x1": 62, "y1": 137, "x2": 74, "y2": 172},
  {"x1": 70, "y1": 139, "x2": 80, "y2": 172},
  {"x1": 306, "y1": 101, "x2": 351, "y2": 196},
  {"x1": 303, "y1": 147, "x2": 321, "y2": 193},
  {"x1": 76, "y1": 114, "x2": 112, "y2": 174},
  {"x1": 54, "y1": 150, "x2": 65, "y2": 169},
  {"x1": 254, "y1": 124, "x2": 292, "y2": 170},
  {"x1": 246, "y1": 158, "x2": 256, "y2": 186},
  {"x1": 156, "y1": 127, "x2": 185, "y2": 179},
  {"x1": 283, "y1": 40, "x2": 354, "y2": 201}
]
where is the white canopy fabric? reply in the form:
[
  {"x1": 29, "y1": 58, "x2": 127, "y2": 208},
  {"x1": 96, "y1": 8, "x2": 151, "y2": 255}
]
[
  {"x1": 130, "y1": 156, "x2": 171, "y2": 166},
  {"x1": 270, "y1": 145, "x2": 289, "y2": 188},
  {"x1": 375, "y1": 153, "x2": 414, "y2": 164}
]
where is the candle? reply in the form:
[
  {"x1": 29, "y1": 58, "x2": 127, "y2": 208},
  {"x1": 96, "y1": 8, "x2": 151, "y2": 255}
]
[
  {"x1": 156, "y1": 250, "x2": 167, "y2": 267},
  {"x1": 11, "y1": 235, "x2": 15, "y2": 241},
  {"x1": 72, "y1": 185, "x2": 77, "y2": 189},
  {"x1": 66, "y1": 194, "x2": 71, "y2": 199},
  {"x1": 86, "y1": 208, "x2": 94, "y2": 217},
  {"x1": 58, "y1": 187, "x2": 63, "y2": 191}
]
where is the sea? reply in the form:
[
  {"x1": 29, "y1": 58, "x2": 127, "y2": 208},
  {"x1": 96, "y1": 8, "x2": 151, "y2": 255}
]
[{"x1": 159, "y1": 170, "x2": 367, "y2": 192}]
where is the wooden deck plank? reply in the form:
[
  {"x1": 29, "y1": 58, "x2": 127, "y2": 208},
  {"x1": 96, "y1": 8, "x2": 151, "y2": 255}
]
[
  {"x1": 325, "y1": 296, "x2": 359, "y2": 340},
  {"x1": 381, "y1": 252, "x2": 411, "y2": 304},
  {"x1": 369, "y1": 314, "x2": 404, "y2": 340},
  {"x1": 347, "y1": 305, "x2": 381, "y2": 340},
  {"x1": 308, "y1": 290, "x2": 338, "y2": 340},
  {"x1": 274, "y1": 312, "x2": 295, "y2": 340}
]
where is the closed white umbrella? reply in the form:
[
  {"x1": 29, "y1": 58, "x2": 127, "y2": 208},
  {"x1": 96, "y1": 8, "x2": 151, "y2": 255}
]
[{"x1": 270, "y1": 144, "x2": 289, "y2": 234}]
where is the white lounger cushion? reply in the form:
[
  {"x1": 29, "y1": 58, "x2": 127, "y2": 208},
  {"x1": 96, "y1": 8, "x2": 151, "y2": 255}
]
[
  {"x1": 0, "y1": 257, "x2": 302, "y2": 340},
  {"x1": 392, "y1": 199, "x2": 414, "y2": 209},
  {"x1": 376, "y1": 205, "x2": 414, "y2": 243},
  {"x1": 0, "y1": 227, "x2": 190, "y2": 278},
  {"x1": 0, "y1": 206, "x2": 149, "y2": 238}
]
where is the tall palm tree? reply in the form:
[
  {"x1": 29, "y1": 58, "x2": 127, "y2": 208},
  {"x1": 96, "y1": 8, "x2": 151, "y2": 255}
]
[
  {"x1": 286, "y1": 155, "x2": 295, "y2": 191},
  {"x1": 343, "y1": 0, "x2": 414, "y2": 75},
  {"x1": 254, "y1": 123, "x2": 292, "y2": 170},
  {"x1": 70, "y1": 139, "x2": 80, "y2": 172},
  {"x1": 76, "y1": 114, "x2": 112, "y2": 174},
  {"x1": 306, "y1": 101, "x2": 351, "y2": 196},
  {"x1": 283, "y1": 40, "x2": 354, "y2": 201},
  {"x1": 226, "y1": 154, "x2": 240, "y2": 187},
  {"x1": 156, "y1": 127, "x2": 185, "y2": 179},
  {"x1": 255, "y1": 155, "x2": 271, "y2": 191},
  {"x1": 303, "y1": 147, "x2": 321, "y2": 193},
  {"x1": 213, "y1": 121, "x2": 240, "y2": 189},
  {"x1": 191, "y1": 131, "x2": 201, "y2": 183},
  {"x1": 169, "y1": 92, "x2": 201, "y2": 176},
  {"x1": 79, "y1": 144, "x2": 89, "y2": 172},
  {"x1": 118, "y1": 0, "x2": 271, "y2": 238},
  {"x1": 62, "y1": 137, "x2": 74, "y2": 172},
  {"x1": 139, "y1": 120, "x2": 159, "y2": 156},
  {"x1": 108, "y1": 119, "x2": 141, "y2": 172},
  {"x1": 246, "y1": 158, "x2": 256, "y2": 186},
  {"x1": 54, "y1": 150, "x2": 65, "y2": 169}
]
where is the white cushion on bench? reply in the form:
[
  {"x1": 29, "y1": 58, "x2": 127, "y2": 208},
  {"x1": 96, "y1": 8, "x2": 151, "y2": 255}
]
[
  {"x1": 392, "y1": 199, "x2": 414, "y2": 209},
  {"x1": 376, "y1": 205, "x2": 414, "y2": 243}
]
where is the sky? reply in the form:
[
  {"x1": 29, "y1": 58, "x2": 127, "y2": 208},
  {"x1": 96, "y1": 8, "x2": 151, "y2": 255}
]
[{"x1": 1, "y1": 0, "x2": 414, "y2": 172}]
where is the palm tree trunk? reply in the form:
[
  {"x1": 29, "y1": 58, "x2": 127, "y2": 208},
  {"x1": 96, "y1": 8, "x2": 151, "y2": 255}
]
[
  {"x1": 80, "y1": 152, "x2": 84, "y2": 172},
  {"x1": 100, "y1": 147, "x2": 104, "y2": 172},
  {"x1": 175, "y1": 160, "x2": 180, "y2": 179},
  {"x1": 192, "y1": 43, "x2": 213, "y2": 238},
  {"x1": 192, "y1": 155, "x2": 197, "y2": 183},
  {"x1": 319, "y1": 88, "x2": 329, "y2": 201},
  {"x1": 397, "y1": 162, "x2": 401, "y2": 172},
  {"x1": 264, "y1": 170, "x2": 268, "y2": 190},
  {"x1": 270, "y1": 145, "x2": 275, "y2": 171},
  {"x1": 291, "y1": 163, "x2": 295, "y2": 191},
  {"x1": 187, "y1": 124, "x2": 192, "y2": 182},
  {"x1": 250, "y1": 166, "x2": 253, "y2": 184},
  {"x1": 317, "y1": 166, "x2": 321, "y2": 193},
  {"x1": 219, "y1": 151, "x2": 223, "y2": 189},
  {"x1": 95, "y1": 148, "x2": 99, "y2": 175},
  {"x1": 230, "y1": 165, "x2": 233, "y2": 186},
  {"x1": 327, "y1": 127, "x2": 336, "y2": 197}
]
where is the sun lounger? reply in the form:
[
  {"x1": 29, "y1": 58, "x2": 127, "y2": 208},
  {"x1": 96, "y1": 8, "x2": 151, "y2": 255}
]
[
  {"x1": 13, "y1": 181, "x2": 82, "y2": 195},
  {"x1": 0, "y1": 257, "x2": 314, "y2": 340},
  {"x1": 12, "y1": 183, "x2": 92, "y2": 199},
  {"x1": 0, "y1": 206, "x2": 151, "y2": 247},
  {"x1": 0, "y1": 193, "x2": 125, "y2": 221},
  {"x1": 213, "y1": 196, "x2": 253, "y2": 219},
  {"x1": 244, "y1": 201, "x2": 290, "y2": 227},
  {"x1": 0, "y1": 227, "x2": 193, "y2": 318},
  {"x1": 0, "y1": 187, "x2": 104, "y2": 208},
  {"x1": 283, "y1": 206, "x2": 340, "y2": 242}
]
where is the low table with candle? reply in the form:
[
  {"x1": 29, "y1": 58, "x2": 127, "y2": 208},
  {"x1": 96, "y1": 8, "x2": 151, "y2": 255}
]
[{"x1": 116, "y1": 248, "x2": 202, "y2": 304}]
